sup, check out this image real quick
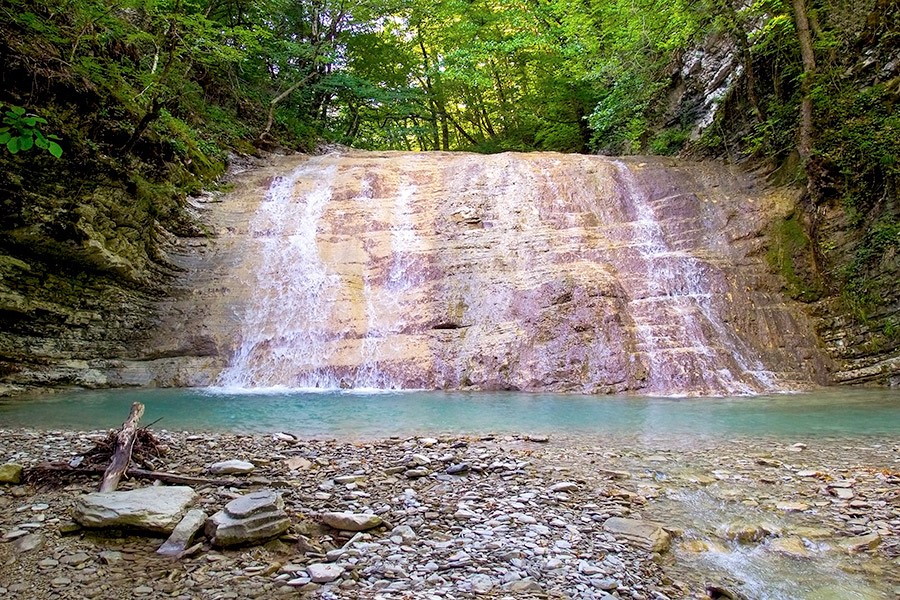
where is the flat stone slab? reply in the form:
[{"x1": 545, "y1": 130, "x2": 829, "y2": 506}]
[
  {"x1": 603, "y1": 517, "x2": 672, "y2": 553},
  {"x1": 206, "y1": 490, "x2": 289, "y2": 547},
  {"x1": 209, "y1": 460, "x2": 255, "y2": 475},
  {"x1": 307, "y1": 563, "x2": 344, "y2": 583},
  {"x1": 840, "y1": 532, "x2": 881, "y2": 554},
  {"x1": 320, "y1": 511, "x2": 383, "y2": 532},
  {"x1": 74, "y1": 486, "x2": 197, "y2": 533},
  {"x1": 225, "y1": 490, "x2": 283, "y2": 518},
  {"x1": 157, "y1": 509, "x2": 208, "y2": 556}
]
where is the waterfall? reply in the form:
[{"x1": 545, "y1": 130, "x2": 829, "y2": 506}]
[
  {"x1": 216, "y1": 157, "x2": 340, "y2": 389},
  {"x1": 355, "y1": 174, "x2": 423, "y2": 389},
  {"x1": 610, "y1": 161, "x2": 777, "y2": 395},
  {"x1": 200, "y1": 152, "x2": 823, "y2": 395}
]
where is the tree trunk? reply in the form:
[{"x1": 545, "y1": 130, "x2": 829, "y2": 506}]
[
  {"x1": 99, "y1": 402, "x2": 145, "y2": 492},
  {"x1": 791, "y1": 0, "x2": 816, "y2": 164}
]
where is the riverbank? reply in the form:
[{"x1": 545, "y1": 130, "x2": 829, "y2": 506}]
[{"x1": 1, "y1": 428, "x2": 898, "y2": 599}]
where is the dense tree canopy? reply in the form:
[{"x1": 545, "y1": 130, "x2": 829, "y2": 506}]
[{"x1": 0, "y1": 0, "x2": 897, "y2": 319}]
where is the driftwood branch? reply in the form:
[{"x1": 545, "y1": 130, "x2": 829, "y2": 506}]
[
  {"x1": 99, "y1": 402, "x2": 145, "y2": 492},
  {"x1": 29, "y1": 463, "x2": 256, "y2": 488}
]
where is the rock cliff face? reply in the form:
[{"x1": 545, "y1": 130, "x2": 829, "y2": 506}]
[{"x1": 145, "y1": 151, "x2": 829, "y2": 396}]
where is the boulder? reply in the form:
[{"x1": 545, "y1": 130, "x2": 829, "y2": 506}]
[
  {"x1": 602, "y1": 517, "x2": 672, "y2": 553},
  {"x1": 0, "y1": 463, "x2": 24, "y2": 484},
  {"x1": 157, "y1": 509, "x2": 208, "y2": 556},
  {"x1": 205, "y1": 490, "x2": 290, "y2": 547},
  {"x1": 320, "y1": 511, "x2": 383, "y2": 532},
  {"x1": 74, "y1": 486, "x2": 197, "y2": 533}
]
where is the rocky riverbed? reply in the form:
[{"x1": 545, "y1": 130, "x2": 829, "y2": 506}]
[{"x1": 1, "y1": 428, "x2": 898, "y2": 599}]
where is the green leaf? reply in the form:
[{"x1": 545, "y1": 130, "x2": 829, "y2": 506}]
[
  {"x1": 48, "y1": 141, "x2": 62, "y2": 158},
  {"x1": 11, "y1": 106, "x2": 25, "y2": 116},
  {"x1": 34, "y1": 136, "x2": 48, "y2": 149},
  {"x1": 19, "y1": 135, "x2": 33, "y2": 151},
  {"x1": 7, "y1": 137, "x2": 20, "y2": 153},
  {"x1": 23, "y1": 117, "x2": 38, "y2": 126},
  {"x1": 0, "y1": 126, "x2": 9, "y2": 133},
  {"x1": 0, "y1": 132, "x2": 10, "y2": 144}
]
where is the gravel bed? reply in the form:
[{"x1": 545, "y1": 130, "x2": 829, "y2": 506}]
[{"x1": 1, "y1": 429, "x2": 898, "y2": 599}]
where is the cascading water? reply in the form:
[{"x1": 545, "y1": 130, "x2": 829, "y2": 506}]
[
  {"x1": 200, "y1": 151, "x2": 825, "y2": 394},
  {"x1": 216, "y1": 155, "x2": 427, "y2": 390},
  {"x1": 216, "y1": 157, "x2": 341, "y2": 388},
  {"x1": 355, "y1": 173, "x2": 423, "y2": 389},
  {"x1": 609, "y1": 161, "x2": 778, "y2": 395}
]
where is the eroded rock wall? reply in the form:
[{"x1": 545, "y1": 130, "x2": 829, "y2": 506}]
[{"x1": 149, "y1": 151, "x2": 830, "y2": 395}]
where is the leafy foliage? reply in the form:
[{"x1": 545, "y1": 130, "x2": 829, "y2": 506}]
[
  {"x1": 0, "y1": 0, "x2": 896, "y2": 324},
  {"x1": 0, "y1": 105, "x2": 62, "y2": 157}
]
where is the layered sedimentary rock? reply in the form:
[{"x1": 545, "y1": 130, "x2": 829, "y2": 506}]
[{"x1": 150, "y1": 151, "x2": 829, "y2": 396}]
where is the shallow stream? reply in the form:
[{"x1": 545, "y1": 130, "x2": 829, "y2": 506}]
[
  {"x1": 1, "y1": 387, "x2": 897, "y2": 439},
  {"x1": 2, "y1": 387, "x2": 898, "y2": 599}
]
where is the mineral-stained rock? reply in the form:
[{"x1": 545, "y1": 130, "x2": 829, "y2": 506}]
[
  {"x1": 320, "y1": 511, "x2": 383, "y2": 532},
  {"x1": 719, "y1": 521, "x2": 780, "y2": 543},
  {"x1": 768, "y1": 536, "x2": 811, "y2": 558},
  {"x1": 208, "y1": 459, "x2": 255, "y2": 475},
  {"x1": 0, "y1": 463, "x2": 24, "y2": 484},
  {"x1": 206, "y1": 490, "x2": 290, "y2": 547},
  {"x1": 157, "y1": 509, "x2": 208, "y2": 556},
  {"x1": 150, "y1": 153, "x2": 830, "y2": 396},
  {"x1": 73, "y1": 486, "x2": 197, "y2": 533},
  {"x1": 602, "y1": 517, "x2": 672, "y2": 553}
]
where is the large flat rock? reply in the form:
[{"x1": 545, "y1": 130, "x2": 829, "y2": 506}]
[
  {"x1": 603, "y1": 517, "x2": 672, "y2": 553},
  {"x1": 74, "y1": 486, "x2": 197, "y2": 533},
  {"x1": 205, "y1": 489, "x2": 290, "y2": 547}
]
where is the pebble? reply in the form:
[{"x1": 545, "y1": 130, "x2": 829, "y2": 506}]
[
  {"x1": 307, "y1": 562, "x2": 344, "y2": 583},
  {"x1": 549, "y1": 481, "x2": 579, "y2": 492}
]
